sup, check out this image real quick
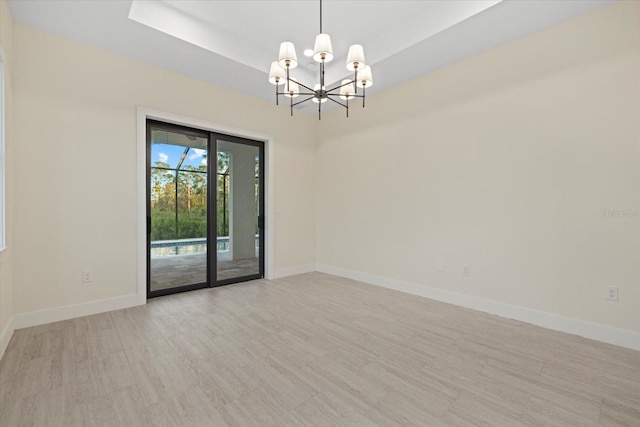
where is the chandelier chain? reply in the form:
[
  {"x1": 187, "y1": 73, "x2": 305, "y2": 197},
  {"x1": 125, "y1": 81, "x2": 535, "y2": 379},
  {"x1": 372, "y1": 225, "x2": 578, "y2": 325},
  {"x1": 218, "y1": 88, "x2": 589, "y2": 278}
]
[{"x1": 320, "y1": 0, "x2": 323, "y2": 33}]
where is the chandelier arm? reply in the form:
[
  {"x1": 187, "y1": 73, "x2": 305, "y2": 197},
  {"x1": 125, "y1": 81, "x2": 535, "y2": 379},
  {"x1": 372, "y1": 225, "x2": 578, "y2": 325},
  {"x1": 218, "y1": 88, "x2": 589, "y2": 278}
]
[
  {"x1": 363, "y1": 85, "x2": 366, "y2": 108},
  {"x1": 325, "y1": 92, "x2": 364, "y2": 99},
  {"x1": 354, "y1": 68, "x2": 358, "y2": 94},
  {"x1": 325, "y1": 95, "x2": 348, "y2": 109},
  {"x1": 325, "y1": 79, "x2": 356, "y2": 93},
  {"x1": 286, "y1": 66, "x2": 289, "y2": 92},
  {"x1": 292, "y1": 81, "x2": 315, "y2": 92},
  {"x1": 290, "y1": 96, "x2": 316, "y2": 107},
  {"x1": 278, "y1": 90, "x2": 315, "y2": 97}
]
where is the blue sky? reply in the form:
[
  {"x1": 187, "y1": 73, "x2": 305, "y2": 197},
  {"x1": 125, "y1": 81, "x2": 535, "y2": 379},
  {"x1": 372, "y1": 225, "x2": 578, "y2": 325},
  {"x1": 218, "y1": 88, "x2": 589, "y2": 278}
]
[{"x1": 151, "y1": 143, "x2": 207, "y2": 169}]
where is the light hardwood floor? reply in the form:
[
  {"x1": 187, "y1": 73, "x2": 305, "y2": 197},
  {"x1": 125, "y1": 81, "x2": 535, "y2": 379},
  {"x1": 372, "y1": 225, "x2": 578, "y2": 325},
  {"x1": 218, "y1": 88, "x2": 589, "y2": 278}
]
[{"x1": 1, "y1": 272, "x2": 639, "y2": 426}]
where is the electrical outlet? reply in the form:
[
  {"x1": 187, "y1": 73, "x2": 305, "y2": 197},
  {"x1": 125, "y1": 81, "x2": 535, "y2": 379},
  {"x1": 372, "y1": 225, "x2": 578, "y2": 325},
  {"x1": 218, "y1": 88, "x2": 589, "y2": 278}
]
[
  {"x1": 82, "y1": 271, "x2": 92, "y2": 283},
  {"x1": 437, "y1": 261, "x2": 444, "y2": 272},
  {"x1": 462, "y1": 265, "x2": 470, "y2": 277},
  {"x1": 605, "y1": 286, "x2": 618, "y2": 301}
]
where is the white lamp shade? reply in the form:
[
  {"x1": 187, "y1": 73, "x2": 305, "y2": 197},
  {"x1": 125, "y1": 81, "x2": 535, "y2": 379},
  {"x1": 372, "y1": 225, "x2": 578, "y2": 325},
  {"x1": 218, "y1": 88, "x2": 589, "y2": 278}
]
[
  {"x1": 268, "y1": 62, "x2": 286, "y2": 85},
  {"x1": 278, "y1": 42, "x2": 298, "y2": 69},
  {"x1": 339, "y1": 79, "x2": 355, "y2": 100},
  {"x1": 312, "y1": 83, "x2": 327, "y2": 103},
  {"x1": 312, "y1": 34, "x2": 334, "y2": 63},
  {"x1": 357, "y1": 65, "x2": 373, "y2": 88},
  {"x1": 346, "y1": 44, "x2": 365, "y2": 71},
  {"x1": 283, "y1": 79, "x2": 299, "y2": 97}
]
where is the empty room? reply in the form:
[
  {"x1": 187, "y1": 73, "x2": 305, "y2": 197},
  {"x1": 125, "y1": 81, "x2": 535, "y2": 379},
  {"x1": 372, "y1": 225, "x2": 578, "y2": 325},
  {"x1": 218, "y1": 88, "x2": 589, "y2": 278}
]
[{"x1": 0, "y1": 0, "x2": 639, "y2": 425}]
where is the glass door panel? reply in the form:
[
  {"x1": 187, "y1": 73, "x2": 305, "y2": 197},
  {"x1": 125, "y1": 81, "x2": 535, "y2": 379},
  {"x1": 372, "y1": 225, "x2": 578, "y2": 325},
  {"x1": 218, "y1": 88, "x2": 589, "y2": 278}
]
[
  {"x1": 147, "y1": 121, "x2": 264, "y2": 298},
  {"x1": 216, "y1": 138, "x2": 263, "y2": 284},
  {"x1": 148, "y1": 123, "x2": 209, "y2": 295}
]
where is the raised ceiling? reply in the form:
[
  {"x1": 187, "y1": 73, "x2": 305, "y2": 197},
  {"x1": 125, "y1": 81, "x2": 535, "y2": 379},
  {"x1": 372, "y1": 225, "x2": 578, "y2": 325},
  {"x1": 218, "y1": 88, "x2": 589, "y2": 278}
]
[{"x1": 8, "y1": 0, "x2": 614, "y2": 112}]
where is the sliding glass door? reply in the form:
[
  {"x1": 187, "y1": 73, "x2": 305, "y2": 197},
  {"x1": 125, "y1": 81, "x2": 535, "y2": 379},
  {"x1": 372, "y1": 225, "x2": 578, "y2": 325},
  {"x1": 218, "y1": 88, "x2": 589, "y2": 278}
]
[
  {"x1": 147, "y1": 122, "x2": 209, "y2": 296},
  {"x1": 147, "y1": 121, "x2": 264, "y2": 297},
  {"x1": 214, "y1": 136, "x2": 264, "y2": 285}
]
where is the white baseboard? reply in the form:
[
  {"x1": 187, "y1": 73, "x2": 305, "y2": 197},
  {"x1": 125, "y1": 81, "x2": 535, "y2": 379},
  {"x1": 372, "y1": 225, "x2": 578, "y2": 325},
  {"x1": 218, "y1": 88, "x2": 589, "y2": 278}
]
[
  {"x1": 272, "y1": 264, "x2": 316, "y2": 279},
  {"x1": 315, "y1": 263, "x2": 640, "y2": 351},
  {"x1": 4, "y1": 267, "x2": 637, "y2": 357},
  {"x1": 12, "y1": 294, "x2": 144, "y2": 331},
  {"x1": 0, "y1": 315, "x2": 15, "y2": 360}
]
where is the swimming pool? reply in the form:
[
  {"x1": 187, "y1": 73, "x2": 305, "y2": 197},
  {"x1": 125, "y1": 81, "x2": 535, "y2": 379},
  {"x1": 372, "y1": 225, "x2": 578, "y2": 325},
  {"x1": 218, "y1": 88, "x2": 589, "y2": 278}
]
[
  {"x1": 151, "y1": 238, "x2": 220, "y2": 257},
  {"x1": 150, "y1": 236, "x2": 258, "y2": 257}
]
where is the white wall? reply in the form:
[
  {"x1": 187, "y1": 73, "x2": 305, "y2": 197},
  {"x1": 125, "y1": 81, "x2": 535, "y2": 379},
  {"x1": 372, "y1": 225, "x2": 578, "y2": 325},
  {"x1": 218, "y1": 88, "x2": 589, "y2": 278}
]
[
  {"x1": 317, "y1": 1, "x2": 640, "y2": 336},
  {"x1": 12, "y1": 24, "x2": 316, "y2": 317},
  {"x1": 3, "y1": 0, "x2": 639, "y2": 355},
  {"x1": 0, "y1": 0, "x2": 15, "y2": 356}
]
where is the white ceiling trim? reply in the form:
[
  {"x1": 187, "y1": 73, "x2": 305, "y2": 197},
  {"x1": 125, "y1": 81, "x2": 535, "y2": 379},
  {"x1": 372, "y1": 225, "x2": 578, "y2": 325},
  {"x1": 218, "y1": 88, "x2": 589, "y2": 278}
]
[
  {"x1": 128, "y1": 0, "x2": 503, "y2": 89},
  {"x1": 128, "y1": 0, "x2": 315, "y2": 84},
  {"x1": 8, "y1": 0, "x2": 617, "y2": 113}
]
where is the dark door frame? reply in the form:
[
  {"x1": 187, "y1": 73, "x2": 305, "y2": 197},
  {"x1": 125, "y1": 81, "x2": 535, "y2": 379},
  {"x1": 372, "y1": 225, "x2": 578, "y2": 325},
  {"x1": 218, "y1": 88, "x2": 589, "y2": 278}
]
[
  {"x1": 211, "y1": 133, "x2": 265, "y2": 287},
  {"x1": 146, "y1": 120, "x2": 265, "y2": 298}
]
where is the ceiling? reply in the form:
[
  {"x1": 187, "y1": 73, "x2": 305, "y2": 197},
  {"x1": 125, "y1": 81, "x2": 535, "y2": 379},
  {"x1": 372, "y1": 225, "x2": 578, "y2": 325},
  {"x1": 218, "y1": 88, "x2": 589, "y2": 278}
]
[{"x1": 8, "y1": 0, "x2": 614, "y2": 112}]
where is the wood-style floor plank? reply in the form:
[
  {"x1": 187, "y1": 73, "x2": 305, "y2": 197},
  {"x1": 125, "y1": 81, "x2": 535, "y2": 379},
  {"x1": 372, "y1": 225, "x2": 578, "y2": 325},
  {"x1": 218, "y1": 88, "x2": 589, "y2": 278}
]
[{"x1": 1, "y1": 272, "x2": 639, "y2": 426}]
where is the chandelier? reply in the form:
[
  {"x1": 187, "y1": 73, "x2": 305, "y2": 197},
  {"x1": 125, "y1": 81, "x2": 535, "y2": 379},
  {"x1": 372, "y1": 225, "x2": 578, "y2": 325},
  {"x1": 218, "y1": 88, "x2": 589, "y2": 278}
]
[{"x1": 268, "y1": 0, "x2": 373, "y2": 119}]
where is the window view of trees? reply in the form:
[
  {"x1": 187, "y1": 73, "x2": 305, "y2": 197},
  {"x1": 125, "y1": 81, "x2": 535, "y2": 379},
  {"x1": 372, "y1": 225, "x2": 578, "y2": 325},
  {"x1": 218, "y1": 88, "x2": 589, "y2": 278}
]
[
  {"x1": 150, "y1": 152, "x2": 230, "y2": 241},
  {"x1": 150, "y1": 149, "x2": 261, "y2": 243}
]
